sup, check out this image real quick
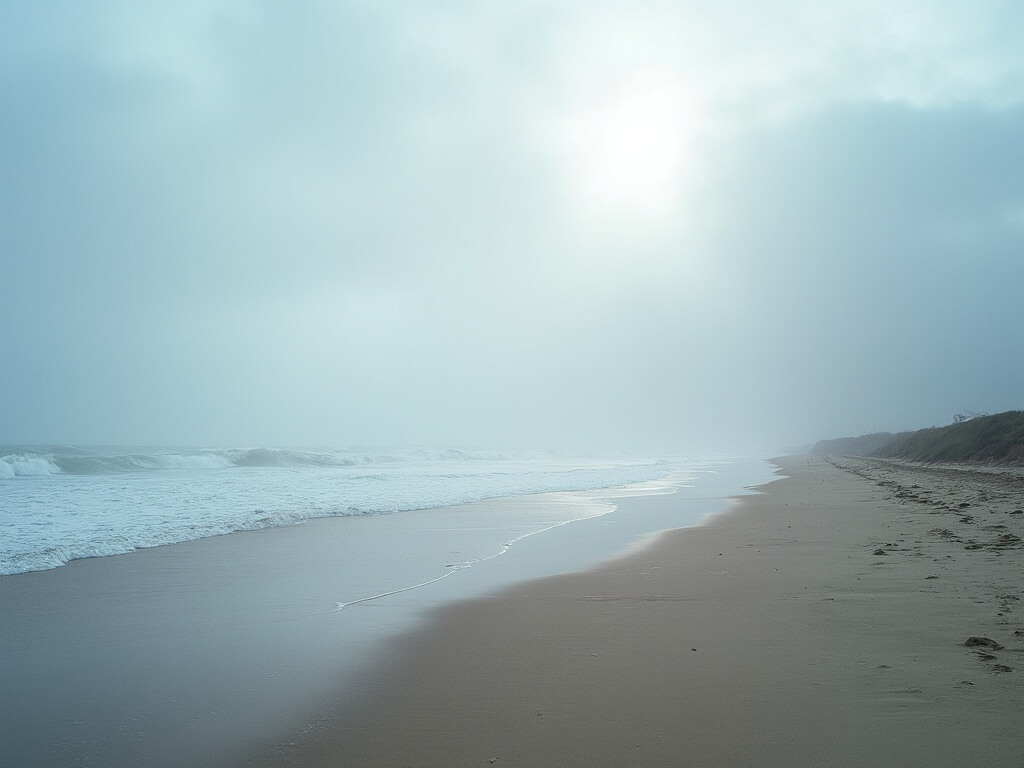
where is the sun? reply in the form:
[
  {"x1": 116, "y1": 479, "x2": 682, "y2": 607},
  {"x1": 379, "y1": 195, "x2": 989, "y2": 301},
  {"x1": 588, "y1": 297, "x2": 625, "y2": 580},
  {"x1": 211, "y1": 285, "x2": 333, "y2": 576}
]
[{"x1": 556, "y1": 81, "x2": 702, "y2": 220}]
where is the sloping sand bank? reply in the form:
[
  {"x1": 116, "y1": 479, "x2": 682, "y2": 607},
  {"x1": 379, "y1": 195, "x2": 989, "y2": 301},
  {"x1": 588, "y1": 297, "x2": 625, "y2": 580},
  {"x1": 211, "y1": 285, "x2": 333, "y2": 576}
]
[{"x1": 246, "y1": 455, "x2": 1024, "y2": 767}]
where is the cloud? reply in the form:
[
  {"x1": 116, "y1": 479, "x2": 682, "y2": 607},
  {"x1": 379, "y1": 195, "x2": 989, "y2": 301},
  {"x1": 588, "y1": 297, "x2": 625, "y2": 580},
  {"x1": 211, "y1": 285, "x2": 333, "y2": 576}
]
[{"x1": 2, "y1": 1, "x2": 1022, "y2": 449}]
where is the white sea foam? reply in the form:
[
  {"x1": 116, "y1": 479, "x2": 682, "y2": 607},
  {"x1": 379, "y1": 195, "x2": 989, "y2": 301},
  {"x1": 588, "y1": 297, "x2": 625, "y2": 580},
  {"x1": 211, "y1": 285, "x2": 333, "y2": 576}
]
[
  {"x1": 0, "y1": 446, "x2": 678, "y2": 576},
  {"x1": 0, "y1": 453, "x2": 62, "y2": 477},
  {"x1": 153, "y1": 453, "x2": 234, "y2": 470}
]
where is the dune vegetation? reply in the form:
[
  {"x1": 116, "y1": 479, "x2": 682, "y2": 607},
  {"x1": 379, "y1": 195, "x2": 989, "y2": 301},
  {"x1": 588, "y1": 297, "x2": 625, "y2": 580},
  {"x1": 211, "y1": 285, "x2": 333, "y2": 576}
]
[{"x1": 812, "y1": 411, "x2": 1024, "y2": 465}]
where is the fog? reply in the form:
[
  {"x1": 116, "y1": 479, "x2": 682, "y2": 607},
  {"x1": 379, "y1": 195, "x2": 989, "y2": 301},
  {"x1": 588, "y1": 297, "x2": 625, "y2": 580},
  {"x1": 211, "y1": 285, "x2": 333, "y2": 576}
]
[{"x1": 2, "y1": 1, "x2": 1022, "y2": 453}]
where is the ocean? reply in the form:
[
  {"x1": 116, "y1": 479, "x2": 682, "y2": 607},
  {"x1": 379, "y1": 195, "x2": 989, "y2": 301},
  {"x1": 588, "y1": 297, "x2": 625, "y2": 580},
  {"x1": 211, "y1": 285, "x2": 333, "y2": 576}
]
[{"x1": 0, "y1": 445, "x2": 675, "y2": 576}]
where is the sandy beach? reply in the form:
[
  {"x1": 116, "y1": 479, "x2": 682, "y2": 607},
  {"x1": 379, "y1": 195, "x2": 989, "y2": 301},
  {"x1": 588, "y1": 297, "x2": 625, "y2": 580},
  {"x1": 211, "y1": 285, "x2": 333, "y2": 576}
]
[{"x1": 244, "y1": 455, "x2": 1024, "y2": 767}]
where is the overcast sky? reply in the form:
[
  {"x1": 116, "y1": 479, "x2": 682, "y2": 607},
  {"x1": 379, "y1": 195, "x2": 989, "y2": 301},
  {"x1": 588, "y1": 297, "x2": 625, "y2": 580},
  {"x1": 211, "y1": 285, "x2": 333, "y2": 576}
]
[{"x1": 2, "y1": 1, "x2": 1022, "y2": 453}]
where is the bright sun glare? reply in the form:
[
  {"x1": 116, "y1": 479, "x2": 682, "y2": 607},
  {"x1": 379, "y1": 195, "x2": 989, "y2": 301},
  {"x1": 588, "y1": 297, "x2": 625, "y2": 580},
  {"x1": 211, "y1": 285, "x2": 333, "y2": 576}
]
[{"x1": 559, "y1": 82, "x2": 701, "y2": 220}]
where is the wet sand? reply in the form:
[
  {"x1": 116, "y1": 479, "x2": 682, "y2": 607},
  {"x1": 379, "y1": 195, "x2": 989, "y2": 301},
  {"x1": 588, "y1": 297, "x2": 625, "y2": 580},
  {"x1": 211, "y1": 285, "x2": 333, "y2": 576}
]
[{"x1": 246, "y1": 455, "x2": 1024, "y2": 767}]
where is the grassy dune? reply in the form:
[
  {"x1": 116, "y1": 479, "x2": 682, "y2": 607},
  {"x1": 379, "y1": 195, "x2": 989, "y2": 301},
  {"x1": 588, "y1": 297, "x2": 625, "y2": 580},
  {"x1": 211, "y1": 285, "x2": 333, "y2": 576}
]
[{"x1": 813, "y1": 411, "x2": 1024, "y2": 465}]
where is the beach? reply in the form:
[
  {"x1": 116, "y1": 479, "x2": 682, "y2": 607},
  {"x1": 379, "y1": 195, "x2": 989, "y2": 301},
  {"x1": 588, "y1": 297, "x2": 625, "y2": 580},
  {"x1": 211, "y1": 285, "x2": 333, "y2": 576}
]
[
  {"x1": 243, "y1": 455, "x2": 1024, "y2": 767},
  {"x1": 4, "y1": 454, "x2": 1022, "y2": 767}
]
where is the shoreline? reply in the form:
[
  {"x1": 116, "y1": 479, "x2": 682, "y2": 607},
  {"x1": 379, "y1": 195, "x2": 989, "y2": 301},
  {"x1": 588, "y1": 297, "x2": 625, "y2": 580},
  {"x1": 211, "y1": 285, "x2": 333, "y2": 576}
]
[
  {"x1": 0, "y1": 460, "x2": 771, "y2": 768},
  {"x1": 242, "y1": 455, "x2": 1024, "y2": 767}
]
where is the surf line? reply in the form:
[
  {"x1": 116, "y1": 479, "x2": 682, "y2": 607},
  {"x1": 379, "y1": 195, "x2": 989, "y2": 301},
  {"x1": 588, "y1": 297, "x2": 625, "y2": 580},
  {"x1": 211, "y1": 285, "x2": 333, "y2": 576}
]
[{"x1": 331, "y1": 503, "x2": 617, "y2": 611}]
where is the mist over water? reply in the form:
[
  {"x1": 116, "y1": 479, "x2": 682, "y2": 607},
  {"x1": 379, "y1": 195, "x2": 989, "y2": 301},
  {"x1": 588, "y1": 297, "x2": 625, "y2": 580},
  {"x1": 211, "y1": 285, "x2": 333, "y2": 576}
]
[{"x1": 2, "y1": 3, "x2": 1022, "y2": 453}]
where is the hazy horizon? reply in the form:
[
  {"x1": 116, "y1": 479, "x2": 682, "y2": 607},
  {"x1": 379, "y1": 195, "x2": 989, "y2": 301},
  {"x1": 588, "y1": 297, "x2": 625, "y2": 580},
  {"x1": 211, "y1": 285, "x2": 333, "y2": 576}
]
[{"x1": 3, "y1": 2, "x2": 1022, "y2": 454}]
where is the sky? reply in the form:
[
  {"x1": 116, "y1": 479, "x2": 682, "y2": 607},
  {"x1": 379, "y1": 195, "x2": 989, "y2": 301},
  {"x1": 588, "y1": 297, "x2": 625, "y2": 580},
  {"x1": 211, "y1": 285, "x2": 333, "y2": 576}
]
[{"x1": 2, "y1": 1, "x2": 1023, "y2": 454}]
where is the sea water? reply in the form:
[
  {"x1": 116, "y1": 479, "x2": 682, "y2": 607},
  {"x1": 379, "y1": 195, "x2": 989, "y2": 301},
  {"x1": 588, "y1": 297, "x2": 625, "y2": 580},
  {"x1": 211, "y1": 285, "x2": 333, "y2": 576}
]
[
  {"x1": 0, "y1": 447, "x2": 775, "y2": 768},
  {"x1": 0, "y1": 445, "x2": 674, "y2": 576}
]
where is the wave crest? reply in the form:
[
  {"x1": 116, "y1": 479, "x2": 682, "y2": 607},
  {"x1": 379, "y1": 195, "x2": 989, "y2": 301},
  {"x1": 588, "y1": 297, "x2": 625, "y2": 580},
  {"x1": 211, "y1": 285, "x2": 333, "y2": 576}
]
[
  {"x1": 1, "y1": 454, "x2": 62, "y2": 477},
  {"x1": 153, "y1": 454, "x2": 234, "y2": 470}
]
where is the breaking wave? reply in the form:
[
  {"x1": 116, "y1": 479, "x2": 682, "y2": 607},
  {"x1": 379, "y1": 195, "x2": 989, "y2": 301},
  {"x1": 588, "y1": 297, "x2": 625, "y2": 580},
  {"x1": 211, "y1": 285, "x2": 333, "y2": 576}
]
[
  {"x1": 0, "y1": 446, "x2": 534, "y2": 477},
  {"x1": 0, "y1": 454, "x2": 63, "y2": 477},
  {"x1": 0, "y1": 445, "x2": 679, "y2": 575}
]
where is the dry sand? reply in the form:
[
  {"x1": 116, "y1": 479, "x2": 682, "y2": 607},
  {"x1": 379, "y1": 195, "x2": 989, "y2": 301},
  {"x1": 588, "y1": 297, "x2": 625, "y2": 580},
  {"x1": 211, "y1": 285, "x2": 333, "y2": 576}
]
[{"x1": 245, "y1": 455, "x2": 1024, "y2": 768}]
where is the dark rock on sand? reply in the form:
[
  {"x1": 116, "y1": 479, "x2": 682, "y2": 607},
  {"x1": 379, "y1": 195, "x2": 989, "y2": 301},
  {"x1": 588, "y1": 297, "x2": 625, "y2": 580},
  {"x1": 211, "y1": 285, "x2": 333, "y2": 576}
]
[{"x1": 964, "y1": 637, "x2": 1004, "y2": 650}]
